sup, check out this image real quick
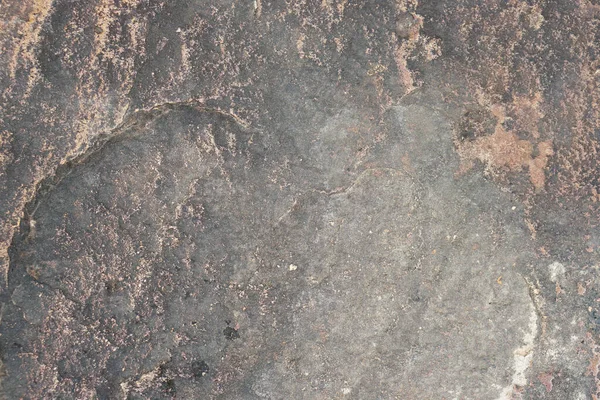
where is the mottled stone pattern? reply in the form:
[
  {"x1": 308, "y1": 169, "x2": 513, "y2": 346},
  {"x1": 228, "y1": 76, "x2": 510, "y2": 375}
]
[{"x1": 1, "y1": 0, "x2": 600, "y2": 399}]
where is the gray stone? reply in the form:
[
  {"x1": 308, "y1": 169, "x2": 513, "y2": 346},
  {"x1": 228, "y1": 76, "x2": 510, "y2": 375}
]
[{"x1": 2, "y1": 1, "x2": 600, "y2": 399}]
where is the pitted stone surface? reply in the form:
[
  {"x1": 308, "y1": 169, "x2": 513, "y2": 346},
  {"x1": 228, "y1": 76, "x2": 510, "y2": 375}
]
[{"x1": 2, "y1": 1, "x2": 600, "y2": 399}]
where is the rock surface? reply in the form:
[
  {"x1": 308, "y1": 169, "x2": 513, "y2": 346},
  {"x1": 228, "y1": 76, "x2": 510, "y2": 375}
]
[{"x1": 1, "y1": 0, "x2": 600, "y2": 399}]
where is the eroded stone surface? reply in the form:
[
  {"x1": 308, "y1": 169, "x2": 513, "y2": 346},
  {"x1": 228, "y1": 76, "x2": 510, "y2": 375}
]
[
  {"x1": 2, "y1": 97, "x2": 537, "y2": 399},
  {"x1": 2, "y1": 0, "x2": 600, "y2": 399}
]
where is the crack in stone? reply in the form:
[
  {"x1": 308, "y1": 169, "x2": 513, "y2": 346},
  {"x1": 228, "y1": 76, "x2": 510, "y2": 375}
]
[
  {"x1": 4, "y1": 99, "x2": 252, "y2": 288},
  {"x1": 32, "y1": 279, "x2": 83, "y2": 307},
  {"x1": 274, "y1": 168, "x2": 414, "y2": 227},
  {"x1": 314, "y1": 167, "x2": 409, "y2": 197}
]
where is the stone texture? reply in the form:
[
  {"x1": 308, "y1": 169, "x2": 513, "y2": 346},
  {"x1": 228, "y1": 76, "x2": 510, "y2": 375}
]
[{"x1": 1, "y1": 0, "x2": 600, "y2": 399}]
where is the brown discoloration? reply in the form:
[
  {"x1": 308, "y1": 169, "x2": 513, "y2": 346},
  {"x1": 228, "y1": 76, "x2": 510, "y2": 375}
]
[
  {"x1": 529, "y1": 141, "x2": 554, "y2": 190},
  {"x1": 511, "y1": 93, "x2": 544, "y2": 140},
  {"x1": 393, "y1": 1, "x2": 428, "y2": 94},
  {"x1": 460, "y1": 128, "x2": 531, "y2": 172},
  {"x1": 442, "y1": 0, "x2": 600, "y2": 206},
  {"x1": 456, "y1": 102, "x2": 553, "y2": 191},
  {"x1": 525, "y1": 218, "x2": 537, "y2": 240}
]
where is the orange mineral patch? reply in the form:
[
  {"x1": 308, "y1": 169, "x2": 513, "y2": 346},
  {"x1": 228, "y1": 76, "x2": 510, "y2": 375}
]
[{"x1": 457, "y1": 99, "x2": 553, "y2": 191}]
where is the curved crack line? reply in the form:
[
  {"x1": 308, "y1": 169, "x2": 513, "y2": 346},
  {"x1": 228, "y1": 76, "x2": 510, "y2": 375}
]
[
  {"x1": 5, "y1": 99, "x2": 252, "y2": 287},
  {"x1": 28, "y1": 100, "x2": 250, "y2": 220}
]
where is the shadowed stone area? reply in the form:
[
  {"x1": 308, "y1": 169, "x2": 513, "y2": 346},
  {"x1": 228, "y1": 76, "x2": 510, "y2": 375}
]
[{"x1": 2, "y1": 1, "x2": 600, "y2": 399}]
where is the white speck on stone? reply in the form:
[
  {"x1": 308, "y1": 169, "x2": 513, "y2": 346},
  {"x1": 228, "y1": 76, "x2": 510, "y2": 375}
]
[
  {"x1": 342, "y1": 388, "x2": 351, "y2": 395},
  {"x1": 289, "y1": 264, "x2": 298, "y2": 271},
  {"x1": 548, "y1": 261, "x2": 565, "y2": 282},
  {"x1": 496, "y1": 298, "x2": 538, "y2": 400}
]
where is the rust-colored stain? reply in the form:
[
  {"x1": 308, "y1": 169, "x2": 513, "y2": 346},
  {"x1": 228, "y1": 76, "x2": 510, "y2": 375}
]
[
  {"x1": 447, "y1": 0, "x2": 600, "y2": 210},
  {"x1": 393, "y1": 0, "x2": 440, "y2": 94},
  {"x1": 456, "y1": 99, "x2": 553, "y2": 191}
]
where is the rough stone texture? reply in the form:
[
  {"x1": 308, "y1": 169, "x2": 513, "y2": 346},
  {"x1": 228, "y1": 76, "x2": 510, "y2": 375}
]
[{"x1": 1, "y1": 0, "x2": 600, "y2": 399}]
